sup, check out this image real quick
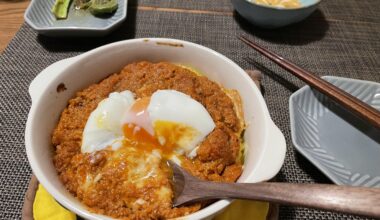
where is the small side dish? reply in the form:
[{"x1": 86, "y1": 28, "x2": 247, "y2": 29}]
[
  {"x1": 231, "y1": 0, "x2": 320, "y2": 28},
  {"x1": 290, "y1": 76, "x2": 380, "y2": 188},
  {"x1": 24, "y1": 0, "x2": 127, "y2": 36},
  {"x1": 53, "y1": 61, "x2": 245, "y2": 219}
]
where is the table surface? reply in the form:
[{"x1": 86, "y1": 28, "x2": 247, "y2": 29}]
[
  {"x1": 0, "y1": 0, "x2": 30, "y2": 53},
  {"x1": 0, "y1": 0, "x2": 379, "y2": 219}
]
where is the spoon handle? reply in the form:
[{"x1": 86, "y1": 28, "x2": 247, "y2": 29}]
[{"x1": 191, "y1": 181, "x2": 380, "y2": 218}]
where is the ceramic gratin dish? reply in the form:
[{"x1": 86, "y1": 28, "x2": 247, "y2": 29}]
[{"x1": 25, "y1": 38, "x2": 286, "y2": 220}]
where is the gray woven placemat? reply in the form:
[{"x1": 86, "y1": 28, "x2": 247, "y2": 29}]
[{"x1": 0, "y1": 0, "x2": 379, "y2": 219}]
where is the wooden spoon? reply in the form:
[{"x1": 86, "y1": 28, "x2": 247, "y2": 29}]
[{"x1": 169, "y1": 161, "x2": 380, "y2": 218}]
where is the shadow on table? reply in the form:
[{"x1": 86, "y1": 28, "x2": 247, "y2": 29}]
[
  {"x1": 37, "y1": 0, "x2": 138, "y2": 52},
  {"x1": 245, "y1": 57, "x2": 299, "y2": 95},
  {"x1": 295, "y1": 151, "x2": 332, "y2": 184},
  {"x1": 274, "y1": 153, "x2": 330, "y2": 184},
  {"x1": 234, "y1": 9, "x2": 329, "y2": 45},
  {"x1": 273, "y1": 151, "x2": 332, "y2": 219}
]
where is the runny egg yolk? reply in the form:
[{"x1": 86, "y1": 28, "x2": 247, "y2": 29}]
[
  {"x1": 122, "y1": 97, "x2": 198, "y2": 158},
  {"x1": 130, "y1": 97, "x2": 150, "y2": 113}
]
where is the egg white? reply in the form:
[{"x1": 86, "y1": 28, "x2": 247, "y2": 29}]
[
  {"x1": 147, "y1": 90, "x2": 215, "y2": 156},
  {"x1": 81, "y1": 91, "x2": 135, "y2": 153},
  {"x1": 81, "y1": 89, "x2": 215, "y2": 157}
]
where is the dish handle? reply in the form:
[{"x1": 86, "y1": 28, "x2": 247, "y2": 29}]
[
  {"x1": 29, "y1": 57, "x2": 75, "y2": 103},
  {"x1": 252, "y1": 122, "x2": 286, "y2": 182}
]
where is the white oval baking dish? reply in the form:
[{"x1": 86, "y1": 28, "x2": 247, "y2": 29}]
[{"x1": 25, "y1": 38, "x2": 286, "y2": 220}]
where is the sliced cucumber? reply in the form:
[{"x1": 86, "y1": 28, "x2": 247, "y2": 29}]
[
  {"x1": 89, "y1": 0, "x2": 118, "y2": 15},
  {"x1": 51, "y1": 0, "x2": 71, "y2": 19}
]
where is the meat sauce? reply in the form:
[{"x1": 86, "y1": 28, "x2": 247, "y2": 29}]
[{"x1": 53, "y1": 62, "x2": 244, "y2": 219}]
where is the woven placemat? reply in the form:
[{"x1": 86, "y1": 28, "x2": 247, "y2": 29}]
[{"x1": 0, "y1": 0, "x2": 379, "y2": 219}]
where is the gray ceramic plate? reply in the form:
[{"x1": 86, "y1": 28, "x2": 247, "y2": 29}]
[
  {"x1": 24, "y1": 0, "x2": 127, "y2": 36},
  {"x1": 290, "y1": 76, "x2": 380, "y2": 187}
]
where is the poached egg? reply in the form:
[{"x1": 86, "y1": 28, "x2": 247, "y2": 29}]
[{"x1": 81, "y1": 89, "x2": 215, "y2": 160}]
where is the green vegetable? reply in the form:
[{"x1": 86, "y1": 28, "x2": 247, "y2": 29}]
[
  {"x1": 51, "y1": 0, "x2": 71, "y2": 19},
  {"x1": 89, "y1": 0, "x2": 118, "y2": 15}
]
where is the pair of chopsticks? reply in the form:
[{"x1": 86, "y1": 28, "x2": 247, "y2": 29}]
[{"x1": 239, "y1": 36, "x2": 380, "y2": 129}]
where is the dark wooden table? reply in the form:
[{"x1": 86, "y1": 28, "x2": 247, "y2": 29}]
[{"x1": 0, "y1": 0, "x2": 30, "y2": 53}]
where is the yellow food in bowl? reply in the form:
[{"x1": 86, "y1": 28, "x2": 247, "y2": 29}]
[{"x1": 254, "y1": 0, "x2": 301, "y2": 8}]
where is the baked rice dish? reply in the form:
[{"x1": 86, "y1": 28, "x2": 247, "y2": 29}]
[{"x1": 52, "y1": 61, "x2": 245, "y2": 219}]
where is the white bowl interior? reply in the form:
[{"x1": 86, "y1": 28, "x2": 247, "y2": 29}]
[{"x1": 26, "y1": 39, "x2": 276, "y2": 219}]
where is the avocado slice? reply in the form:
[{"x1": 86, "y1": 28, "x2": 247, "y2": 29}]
[{"x1": 89, "y1": 0, "x2": 118, "y2": 15}]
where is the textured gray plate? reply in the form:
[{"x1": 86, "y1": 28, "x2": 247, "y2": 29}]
[
  {"x1": 24, "y1": 0, "x2": 127, "y2": 36},
  {"x1": 290, "y1": 76, "x2": 380, "y2": 188}
]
